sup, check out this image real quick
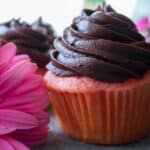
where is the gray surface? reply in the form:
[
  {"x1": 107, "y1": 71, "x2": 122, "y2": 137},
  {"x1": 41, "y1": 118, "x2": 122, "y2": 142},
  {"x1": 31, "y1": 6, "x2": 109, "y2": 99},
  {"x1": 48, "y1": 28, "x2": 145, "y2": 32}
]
[{"x1": 32, "y1": 111, "x2": 150, "y2": 150}]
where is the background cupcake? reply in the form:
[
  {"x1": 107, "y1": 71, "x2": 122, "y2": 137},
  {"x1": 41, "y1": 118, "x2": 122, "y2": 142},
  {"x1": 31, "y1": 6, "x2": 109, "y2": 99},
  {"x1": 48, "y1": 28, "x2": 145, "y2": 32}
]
[
  {"x1": 44, "y1": 4, "x2": 150, "y2": 144},
  {"x1": 0, "y1": 18, "x2": 55, "y2": 75}
]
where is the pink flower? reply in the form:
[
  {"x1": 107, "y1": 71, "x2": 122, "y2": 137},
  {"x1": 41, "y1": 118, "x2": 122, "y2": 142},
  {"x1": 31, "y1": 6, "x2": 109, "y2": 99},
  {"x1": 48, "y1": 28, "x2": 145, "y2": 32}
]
[
  {"x1": 136, "y1": 17, "x2": 150, "y2": 31},
  {"x1": 0, "y1": 43, "x2": 50, "y2": 150}
]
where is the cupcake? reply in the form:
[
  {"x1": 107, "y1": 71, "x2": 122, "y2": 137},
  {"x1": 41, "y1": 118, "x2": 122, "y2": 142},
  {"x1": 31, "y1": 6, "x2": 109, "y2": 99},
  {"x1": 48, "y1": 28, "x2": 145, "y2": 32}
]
[
  {"x1": 44, "y1": 4, "x2": 150, "y2": 144},
  {"x1": 0, "y1": 18, "x2": 55, "y2": 75}
]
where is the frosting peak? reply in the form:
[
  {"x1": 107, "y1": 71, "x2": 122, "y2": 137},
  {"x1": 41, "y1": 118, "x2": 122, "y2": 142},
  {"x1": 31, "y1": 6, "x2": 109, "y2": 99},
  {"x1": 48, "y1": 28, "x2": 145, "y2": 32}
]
[{"x1": 48, "y1": 5, "x2": 150, "y2": 82}]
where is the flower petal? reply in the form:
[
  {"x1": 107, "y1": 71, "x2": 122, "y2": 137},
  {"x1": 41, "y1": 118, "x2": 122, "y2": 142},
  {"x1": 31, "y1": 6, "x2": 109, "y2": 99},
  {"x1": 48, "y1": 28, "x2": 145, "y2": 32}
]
[
  {"x1": 136, "y1": 17, "x2": 149, "y2": 31},
  {"x1": 11, "y1": 75, "x2": 45, "y2": 95},
  {"x1": 0, "y1": 138, "x2": 14, "y2": 150},
  {"x1": 1, "y1": 86, "x2": 49, "y2": 112},
  {"x1": 12, "y1": 55, "x2": 31, "y2": 64},
  {"x1": 32, "y1": 111, "x2": 50, "y2": 127},
  {"x1": 12, "y1": 126, "x2": 49, "y2": 145},
  {"x1": 0, "y1": 109, "x2": 38, "y2": 129},
  {"x1": 0, "y1": 61, "x2": 37, "y2": 96},
  {"x1": 0, "y1": 125, "x2": 16, "y2": 135},
  {"x1": 6, "y1": 136, "x2": 30, "y2": 150},
  {"x1": 0, "y1": 73, "x2": 49, "y2": 112},
  {"x1": 0, "y1": 43, "x2": 16, "y2": 65}
]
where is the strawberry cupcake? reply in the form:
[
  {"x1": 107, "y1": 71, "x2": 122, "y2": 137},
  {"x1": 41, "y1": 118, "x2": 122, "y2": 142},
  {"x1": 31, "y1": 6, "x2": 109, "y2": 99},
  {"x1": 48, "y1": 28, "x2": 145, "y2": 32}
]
[
  {"x1": 0, "y1": 18, "x2": 55, "y2": 75},
  {"x1": 44, "y1": 4, "x2": 150, "y2": 144}
]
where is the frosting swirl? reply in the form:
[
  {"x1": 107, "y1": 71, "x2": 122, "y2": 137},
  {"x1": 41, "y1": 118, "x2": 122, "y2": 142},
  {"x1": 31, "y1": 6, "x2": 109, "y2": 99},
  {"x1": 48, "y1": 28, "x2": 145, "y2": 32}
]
[
  {"x1": 48, "y1": 5, "x2": 150, "y2": 82},
  {"x1": 0, "y1": 19, "x2": 55, "y2": 67},
  {"x1": 32, "y1": 17, "x2": 55, "y2": 37}
]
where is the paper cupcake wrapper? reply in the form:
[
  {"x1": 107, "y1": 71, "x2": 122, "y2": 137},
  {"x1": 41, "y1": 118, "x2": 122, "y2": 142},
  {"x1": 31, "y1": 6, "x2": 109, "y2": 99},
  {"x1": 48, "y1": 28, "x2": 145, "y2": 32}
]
[{"x1": 49, "y1": 84, "x2": 150, "y2": 144}]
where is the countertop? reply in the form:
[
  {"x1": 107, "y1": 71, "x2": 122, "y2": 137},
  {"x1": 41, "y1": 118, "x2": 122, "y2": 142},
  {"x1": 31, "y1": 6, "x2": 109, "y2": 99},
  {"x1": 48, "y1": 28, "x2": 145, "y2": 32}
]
[{"x1": 32, "y1": 111, "x2": 150, "y2": 150}]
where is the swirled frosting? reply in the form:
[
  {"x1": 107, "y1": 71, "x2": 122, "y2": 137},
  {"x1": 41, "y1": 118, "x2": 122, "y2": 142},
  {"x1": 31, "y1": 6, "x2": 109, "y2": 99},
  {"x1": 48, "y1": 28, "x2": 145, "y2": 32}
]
[
  {"x1": 32, "y1": 17, "x2": 55, "y2": 37},
  {"x1": 48, "y1": 5, "x2": 150, "y2": 82},
  {"x1": 32, "y1": 17, "x2": 55, "y2": 48},
  {"x1": 0, "y1": 19, "x2": 55, "y2": 67}
]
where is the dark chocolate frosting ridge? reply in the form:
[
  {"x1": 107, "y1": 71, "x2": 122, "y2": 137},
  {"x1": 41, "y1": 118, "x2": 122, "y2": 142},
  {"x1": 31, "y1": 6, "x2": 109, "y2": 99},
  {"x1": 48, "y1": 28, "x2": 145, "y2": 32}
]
[{"x1": 48, "y1": 5, "x2": 150, "y2": 82}]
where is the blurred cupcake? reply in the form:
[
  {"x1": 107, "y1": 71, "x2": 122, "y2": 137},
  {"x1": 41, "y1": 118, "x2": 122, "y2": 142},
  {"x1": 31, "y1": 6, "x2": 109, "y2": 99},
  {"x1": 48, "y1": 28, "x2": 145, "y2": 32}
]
[
  {"x1": 32, "y1": 17, "x2": 55, "y2": 46},
  {"x1": 44, "y1": 4, "x2": 150, "y2": 144},
  {"x1": 0, "y1": 18, "x2": 55, "y2": 75},
  {"x1": 136, "y1": 17, "x2": 150, "y2": 43}
]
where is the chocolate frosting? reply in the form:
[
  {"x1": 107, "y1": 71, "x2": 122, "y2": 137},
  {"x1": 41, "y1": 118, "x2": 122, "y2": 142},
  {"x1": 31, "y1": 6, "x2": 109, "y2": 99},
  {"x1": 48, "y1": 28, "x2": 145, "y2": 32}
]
[
  {"x1": 0, "y1": 19, "x2": 55, "y2": 67},
  {"x1": 32, "y1": 17, "x2": 55, "y2": 37},
  {"x1": 32, "y1": 17, "x2": 55, "y2": 47},
  {"x1": 48, "y1": 5, "x2": 150, "y2": 82}
]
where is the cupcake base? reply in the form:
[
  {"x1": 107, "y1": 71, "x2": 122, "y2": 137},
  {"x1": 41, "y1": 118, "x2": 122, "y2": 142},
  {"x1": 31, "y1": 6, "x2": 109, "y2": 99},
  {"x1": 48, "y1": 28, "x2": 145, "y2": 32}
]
[{"x1": 44, "y1": 71, "x2": 150, "y2": 144}]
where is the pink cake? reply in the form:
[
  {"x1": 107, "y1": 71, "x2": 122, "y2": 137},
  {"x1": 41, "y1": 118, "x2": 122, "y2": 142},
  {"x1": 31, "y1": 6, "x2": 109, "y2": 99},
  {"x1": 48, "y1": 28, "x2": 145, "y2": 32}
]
[{"x1": 45, "y1": 71, "x2": 150, "y2": 144}]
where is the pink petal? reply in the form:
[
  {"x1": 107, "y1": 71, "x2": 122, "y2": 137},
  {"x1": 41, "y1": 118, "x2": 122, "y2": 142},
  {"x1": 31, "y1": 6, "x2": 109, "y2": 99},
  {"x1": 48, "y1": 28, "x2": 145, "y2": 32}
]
[
  {"x1": 0, "y1": 138, "x2": 14, "y2": 150},
  {"x1": 136, "y1": 17, "x2": 149, "y2": 31},
  {"x1": 0, "y1": 61, "x2": 37, "y2": 96},
  {"x1": 32, "y1": 111, "x2": 50, "y2": 127},
  {"x1": 7, "y1": 75, "x2": 45, "y2": 96},
  {"x1": 0, "y1": 55, "x2": 32, "y2": 76},
  {"x1": 0, "y1": 109, "x2": 38, "y2": 129},
  {"x1": 12, "y1": 126, "x2": 49, "y2": 145},
  {"x1": 0, "y1": 43, "x2": 16, "y2": 65},
  {"x1": 1, "y1": 74, "x2": 49, "y2": 111},
  {"x1": 12, "y1": 55, "x2": 31, "y2": 64},
  {"x1": 0, "y1": 125, "x2": 16, "y2": 135},
  {"x1": 0, "y1": 62, "x2": 8, "y2": 74},
  {"x1": 5, "y1": 136, "x2": 30, "y2": 150},
  {"x1": 1, "y1": 86, "x2": 49, "y2": 112}
]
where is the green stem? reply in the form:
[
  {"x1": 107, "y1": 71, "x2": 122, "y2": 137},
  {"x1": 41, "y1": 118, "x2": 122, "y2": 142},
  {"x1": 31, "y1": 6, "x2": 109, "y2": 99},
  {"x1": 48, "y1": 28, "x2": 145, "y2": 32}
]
[{"x1": 84, "y1": 0, "x2": 105, "y2": 9}]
